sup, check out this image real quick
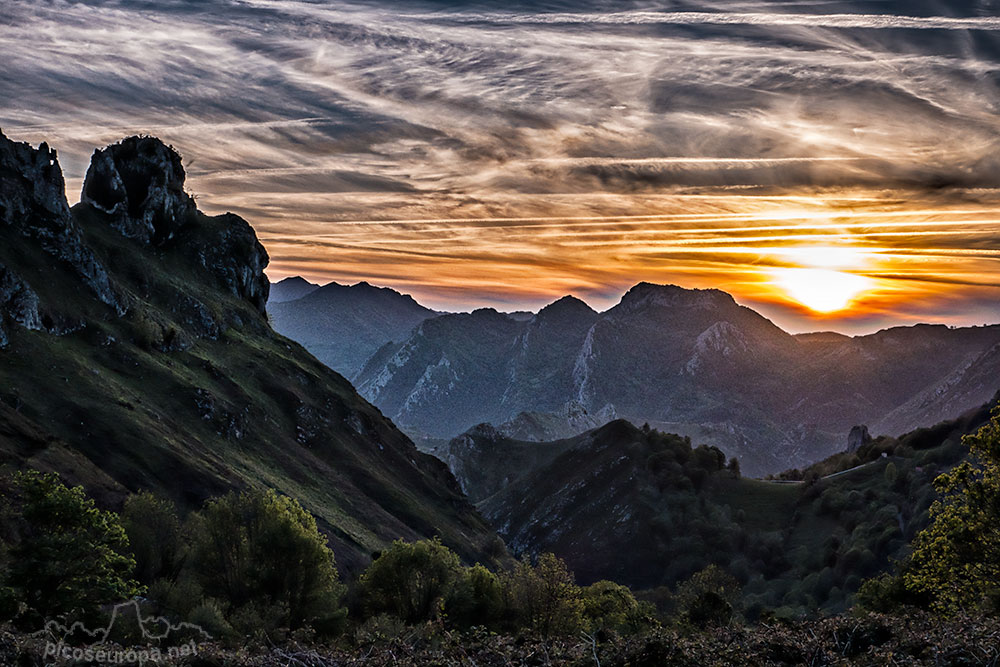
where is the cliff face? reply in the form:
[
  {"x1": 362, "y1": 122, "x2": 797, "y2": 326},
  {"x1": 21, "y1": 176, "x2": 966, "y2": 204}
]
[
  {"x1": 0, "y1": 134, "x2": 124, "y2": 342},
  {"x1": 0, "y1": 130, "x2": 499, "y2": 573},
  {"x1": 81, "y1": 136, "x2": 269, "y2": 314}
]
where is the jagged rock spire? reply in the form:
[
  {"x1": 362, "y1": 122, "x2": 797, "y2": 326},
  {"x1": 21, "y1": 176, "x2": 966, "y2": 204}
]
[{"x1": 81, "y1": 135, "x2": 196, "y2": 245}]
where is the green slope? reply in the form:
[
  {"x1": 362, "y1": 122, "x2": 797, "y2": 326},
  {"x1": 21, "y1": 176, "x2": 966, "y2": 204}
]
[
  {"x1": 0, "y1": 131, "x2": 500, "y2": 573},
  {"x1": 478, "y1": 401, "x2": 994, "y2": 615}
]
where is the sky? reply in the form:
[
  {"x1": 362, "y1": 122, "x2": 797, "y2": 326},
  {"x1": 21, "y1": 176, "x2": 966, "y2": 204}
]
[{"x1": 2, "y1": 0, "x2": 1000, "y2": 334}]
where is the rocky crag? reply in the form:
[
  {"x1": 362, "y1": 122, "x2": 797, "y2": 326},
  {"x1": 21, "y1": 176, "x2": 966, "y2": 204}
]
[{"x1": 0, "y1": 131, "x2": 499, "y2": 572}]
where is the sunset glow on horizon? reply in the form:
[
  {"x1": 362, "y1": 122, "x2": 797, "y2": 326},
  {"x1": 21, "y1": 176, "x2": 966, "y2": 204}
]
[
  {"x1": 252, "y1": 190, "x2": 1000, "y2": 334},
  {"x1": 3, "y1": 0, "x2": 999, "y2": 335}
]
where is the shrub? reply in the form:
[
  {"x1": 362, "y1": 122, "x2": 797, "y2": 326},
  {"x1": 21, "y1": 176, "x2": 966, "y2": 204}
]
[
  {"x1": 855, "y1": 572, "x2": 917, "y2": 613},
  {"x1": 188, "y1": 488, "x2": 346, "y2": 637},
  {"x1": 675, "y1": 565, "x2": 740, "y2": 627},
  {"x1": 504, "y1": 553, "x2": 584, "y2": 637},
  {"x1": 359, "y1": 537, "x2": 462, "y2": 624},
  {"x1": 447, "y1": 563, "x2": 504, "y2": 629},
  {"x1": 899, "y1": 409, "x2": 1000, "y2": 613},
  {"x1": 122, "y1": 491, "x2": 183, "y2": 586},
  {"x1": 581, "y1": 580, "x2": 646, "y2": 634}
]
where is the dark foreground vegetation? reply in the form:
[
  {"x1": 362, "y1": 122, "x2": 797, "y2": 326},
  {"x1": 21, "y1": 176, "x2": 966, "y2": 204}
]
[
  {"x1": 2, "y1": 407, "x2": 1000, "y2": 664},
  {"x1": 3, "y1": 612, "x2": 1000, "y2": 666}
]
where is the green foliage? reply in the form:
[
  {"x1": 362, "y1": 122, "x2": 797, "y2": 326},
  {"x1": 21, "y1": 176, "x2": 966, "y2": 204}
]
[
  {"x1": 854, "y1": 572, "x2": 922, "y2": 613},
  {"x1": 884, "y1": 462, "x2": 898, "y2": 486},
  {"x1": 900, "y1": 410, "x2": 1000, "y2": 614},
  {"x1": 504, "y1": 553, "x2": 584, "y2": 637},
  {"x1": 359, "y1": 537, "x2": 462, "y2": 624},
  {"x1": 122, "y1": 491, "x2": 183, "y2": 586},
  {"x1": 448, "y1": 564, "x2": 505, "y2": 629},
  {"x1": 0, "y1": 471, "x2": 139, "y2": 624},
  {"x1": 484, "y1": 413, "x2": 987, "y2": 619},
  {"x1": 188, "y1": 488, "x2": 346, "y2": 637},
  {"x1": 581, "y1": 580, "x2": 653, "y2": 634},
  {"x1": 675, "y1": 565, "x2": 741, "y2": 627}
]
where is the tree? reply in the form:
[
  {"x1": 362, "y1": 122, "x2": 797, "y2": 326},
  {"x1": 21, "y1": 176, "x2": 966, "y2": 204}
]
[
  {"x1": 122, "y1": 492, "x2": 183, "y2": 586},
  {"x1": 188, "y1": 488, "x2": 346, "y2": 636},
  {"x1": 447, "y1": 563, "x2": 504, "y2": 629},
  {"x1": 359, "y1": 537, "x2": 462, "y2": 623},
  {"x1": 884, "y1": 462, "x2": 898, "y2": 486},
  {"x1": 505, "y1": 553, "x2": 584, "y2": 637},
  {"x1": 0, "y1": 471, "x2": 139, "y2": 624},
  {"x1": 901, "y1": 410, "x2": 1000, "y2": 614},
  {"x1": 581, "y1": 580, "x2": 648, "y2": 633},
  {"x1": 675, "y1": 565, "x2": 740, "y2": 627}
]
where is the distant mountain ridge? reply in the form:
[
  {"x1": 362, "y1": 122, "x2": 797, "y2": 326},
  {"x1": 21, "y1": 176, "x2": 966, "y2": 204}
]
[
  {"x1": 495, "y1": 401, "x2": 618, "y2": 443},
  {"x1": 356, "y1": 282, "x2": 802, "y2": 474},
  {"x1": 272, "y1": 277, "x2": 1000, "y2": 476},
  {"x1": 268, "y1": 276, "x2": 319, "y2": 303},
  {"x1": 0, "y1": 130, "x2": 499, "y2": 573},
  {"x1": 269, "y1": 281, "x2": 439, "y2": 379}
]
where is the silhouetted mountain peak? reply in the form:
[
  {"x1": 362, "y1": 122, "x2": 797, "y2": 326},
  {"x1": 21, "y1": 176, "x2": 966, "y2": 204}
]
[
  {"x1": 470, "y1": 307, "x2": 506, "y2": 319},
  {"x1": 465, "y1": 422, "x2": 504, "y2": 441},
  {"x1": 0, "y1": 130, "x2": 72, "y2": 224},
  {"x1": 277, "y1": 276, "x2": 315, "y2": 288},
  {"x1": 268, "y1": 279, "x2": 438, "y2": 378},
  {"x1": 795, "y1": 331, "x2": 852, "y2": 344},
  {"x1": 535, "y1": 295, "x2": 597, "y2": 322},
  {"x1": 0, "y1": 130, "x2": 126, "y2": 339},
  {"x1": 302, "y1": 280, "x2": 430, "y2": 312},
  {"x1": 267, "y1": 276, "x2": 319, "y2": 304},
  {"x1": 77, "y1": 135, "x2": 270, "y2": 315},
  {"x1": 351, "y1": 281, "x2": 425, "y2": 307},
  {"x1": 616, "y1": 282, "x2": 735, "y2": 314},
  {"x1": 268, "y1": 276, "x2": 320, "y2": 304}
]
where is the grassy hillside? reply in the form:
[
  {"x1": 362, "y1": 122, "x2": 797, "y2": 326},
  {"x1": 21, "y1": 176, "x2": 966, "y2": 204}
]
[
  {"x1": 0, "y1": 132, "x2": 501, "y2": 573},
  {"x1": 479, "y1": 401, "x2": 995, "y2": 616}
]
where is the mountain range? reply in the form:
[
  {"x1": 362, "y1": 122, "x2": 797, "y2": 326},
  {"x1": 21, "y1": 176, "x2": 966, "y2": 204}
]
[
  {"x1": 0, "y1": 130, "x2": 499, "y2": 573},
  {"x1": 270, "y1": 280, "x2": 1000, "y2": 476}
]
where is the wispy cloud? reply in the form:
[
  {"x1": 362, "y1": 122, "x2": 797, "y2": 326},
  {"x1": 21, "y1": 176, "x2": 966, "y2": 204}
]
[{"x1": 1, "y1": 0, "x2": 999, "y2": 332}]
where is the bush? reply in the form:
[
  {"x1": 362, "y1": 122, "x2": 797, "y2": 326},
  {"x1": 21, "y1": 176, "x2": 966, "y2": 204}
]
[
  {"x1": 122, "y1": 491, "x2": 183, "y2": 586},
  {"x1": 447, "y1": 564, "x2": 504, "y2": 629},
  {"x1": 581, "y1": 580, "x2": 647, "y2": 633},
  {"x1": 855, "y1": 572, "x2": 916, "y2": 613},
  {"x1": 359, "y1": 537, "x2": 462, "y2": 624},
  {"x1": 0, "y1": 471, "x2": 139, "y2": 624},
  {"x1": 675, "y1": 565, "x2": 740, "y2": 627},
  {"x1": 188, "y1": 488, "x2": 346, "y2": 637},
  {"x1": 504, "y1": 553, "x2": 584, "y2": 637}
]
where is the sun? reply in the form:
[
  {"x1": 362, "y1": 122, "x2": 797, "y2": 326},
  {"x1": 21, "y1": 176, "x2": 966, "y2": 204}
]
[
  {"x1": 770, "y1": 244, "x2": 875, "y2": 313},
  {"x1": 774, "y1": 267, "x2": 873, "y2": 313}
]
